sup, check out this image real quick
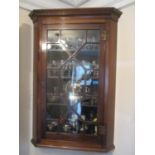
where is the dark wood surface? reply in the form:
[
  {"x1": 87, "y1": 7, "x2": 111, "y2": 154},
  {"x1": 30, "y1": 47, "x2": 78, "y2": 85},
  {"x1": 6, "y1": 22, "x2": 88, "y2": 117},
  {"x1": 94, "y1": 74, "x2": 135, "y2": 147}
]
[
  {"x1": 29, "y1": 7, "x2": 121, "y2": 22},
  {"x1": 30, "y1": 7, "x2": 122, "y2": 152},
  {"x1": 31, "y1": 138, "x2": 115, "y2": 152}
]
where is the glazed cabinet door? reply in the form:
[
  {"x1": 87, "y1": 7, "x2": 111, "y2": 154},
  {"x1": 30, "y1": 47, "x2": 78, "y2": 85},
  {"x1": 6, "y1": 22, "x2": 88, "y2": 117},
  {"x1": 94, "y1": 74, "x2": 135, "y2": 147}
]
[{"x1": 38, "y1": 24, "x2": 106, "y2": 145}]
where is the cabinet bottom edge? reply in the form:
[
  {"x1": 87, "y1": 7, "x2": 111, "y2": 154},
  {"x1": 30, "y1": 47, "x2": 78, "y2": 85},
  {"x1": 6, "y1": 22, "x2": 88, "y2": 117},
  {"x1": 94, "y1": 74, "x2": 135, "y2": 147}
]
[{"x1": 31, "y1": 138, "x2": 115, "y2": 152}]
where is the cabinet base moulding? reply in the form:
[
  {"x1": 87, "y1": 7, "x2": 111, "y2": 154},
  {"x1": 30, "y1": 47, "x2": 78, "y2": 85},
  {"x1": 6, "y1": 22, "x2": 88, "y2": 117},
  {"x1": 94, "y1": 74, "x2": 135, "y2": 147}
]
[{"x1": 31, "y1": 138, "x2": 115, "y2": 152}]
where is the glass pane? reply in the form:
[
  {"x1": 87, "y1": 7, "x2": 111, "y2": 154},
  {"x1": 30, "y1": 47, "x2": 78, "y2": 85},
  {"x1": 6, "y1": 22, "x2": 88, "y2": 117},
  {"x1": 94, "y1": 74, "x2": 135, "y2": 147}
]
[
  {"x1": 87, "y1": 30, "x2": 100, "y2": 43},
  {"x1": 61, "y1": 30, "x2": 86, "y2": 51},
  {"x1": 46, "y1": 29, "x2": 100, "y2": 136},
  {"x1": 47, "y1": 30, "x2": 60, "y2": 43},
  {"x1": 76, "y1": 44, "x2": 100, "y2": 63}
]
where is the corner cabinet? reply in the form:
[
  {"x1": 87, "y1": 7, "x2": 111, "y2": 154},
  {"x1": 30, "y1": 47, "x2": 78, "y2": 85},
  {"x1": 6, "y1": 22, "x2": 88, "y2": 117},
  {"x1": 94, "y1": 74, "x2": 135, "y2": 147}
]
[{"x1": 29, "y1": 8, "x2": 122, "y2": 152}]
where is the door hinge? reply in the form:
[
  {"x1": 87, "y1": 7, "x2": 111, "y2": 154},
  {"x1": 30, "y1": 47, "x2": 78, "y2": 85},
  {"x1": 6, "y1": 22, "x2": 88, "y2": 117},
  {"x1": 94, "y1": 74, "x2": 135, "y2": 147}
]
[{"x1": 101, "y1": 31, "x2": 107, "y2": 41}]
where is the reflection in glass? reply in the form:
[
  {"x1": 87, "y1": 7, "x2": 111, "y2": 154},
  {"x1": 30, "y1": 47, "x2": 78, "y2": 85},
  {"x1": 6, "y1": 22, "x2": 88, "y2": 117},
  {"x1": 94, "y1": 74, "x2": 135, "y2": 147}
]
[
  {"x1": 48, "y1": 30, "x2": 60, "y2": 43},
  {"x1": 61, "y1": 30, "x2": 86, "y2": 50},
  {"x1": 46, "y1": 29, "x2": 100, "y2": 135},
  {"x1": 87, "y1": 30, "x2": 100, "y2": 43}
]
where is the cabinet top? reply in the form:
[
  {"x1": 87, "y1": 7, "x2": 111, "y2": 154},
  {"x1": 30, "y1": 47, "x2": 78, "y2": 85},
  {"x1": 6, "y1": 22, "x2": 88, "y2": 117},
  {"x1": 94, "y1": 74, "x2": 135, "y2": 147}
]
[{"x1": 29, "y1": 7, "x2": 122, "y2": 22}]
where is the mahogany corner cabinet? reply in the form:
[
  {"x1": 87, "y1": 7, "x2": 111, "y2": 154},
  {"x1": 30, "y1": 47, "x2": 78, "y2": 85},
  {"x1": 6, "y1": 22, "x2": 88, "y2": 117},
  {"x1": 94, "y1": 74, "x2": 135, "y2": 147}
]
[{"x1": 29, "y1": 8, "x2": 122, "y2": 152}]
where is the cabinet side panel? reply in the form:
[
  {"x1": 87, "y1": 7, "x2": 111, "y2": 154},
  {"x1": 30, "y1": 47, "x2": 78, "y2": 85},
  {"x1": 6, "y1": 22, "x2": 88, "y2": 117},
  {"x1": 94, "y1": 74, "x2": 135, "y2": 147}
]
[
  {"x1": 32, "y1": 22, "x2": 41, "y2": 143},
  {"x1": 32, "y1": 23, "x2": 37, "y2": 143},
  {"x1": 104, "y1": 20, "x2": 118, "y2": 147}
]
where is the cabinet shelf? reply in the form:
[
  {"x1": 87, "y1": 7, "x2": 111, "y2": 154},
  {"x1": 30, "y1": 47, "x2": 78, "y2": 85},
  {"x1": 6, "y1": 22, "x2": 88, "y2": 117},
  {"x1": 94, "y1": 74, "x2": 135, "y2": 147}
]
[
  {"x1": 47, "y1": 77, "x2": 71, "y2": 80},
  {"x1": 46, "y1": 118, "x2": 97, "y2": 124},
  {"x1": 47, "y1": 103, "x2": 66, "y2": 106},
  {"x1": 48, "y1": 76, "x2": 71, "y2": 79},
  {"x1": 47, "y1": 103, "x2": 97, "y2": 108}
]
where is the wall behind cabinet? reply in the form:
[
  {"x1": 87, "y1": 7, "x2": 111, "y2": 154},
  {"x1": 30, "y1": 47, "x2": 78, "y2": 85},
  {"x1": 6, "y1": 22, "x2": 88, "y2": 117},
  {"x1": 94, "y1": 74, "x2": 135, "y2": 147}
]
[{"x1": 19, "y1": 4, "x2": 134, "y2": 155}]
